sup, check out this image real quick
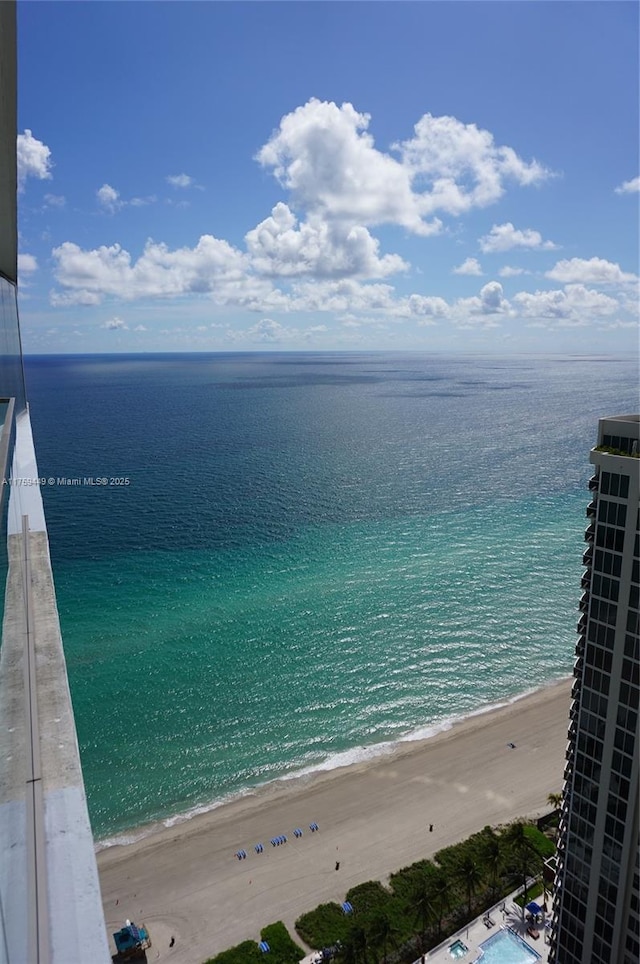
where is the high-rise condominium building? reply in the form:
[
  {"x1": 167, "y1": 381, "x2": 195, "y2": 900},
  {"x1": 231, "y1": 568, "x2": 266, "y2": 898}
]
[{"x1": 550, "y1": 415, "x2": 639, "y2": 964}]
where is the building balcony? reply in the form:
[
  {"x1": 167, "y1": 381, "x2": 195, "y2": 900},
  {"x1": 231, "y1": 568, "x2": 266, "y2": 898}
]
[
  {"x1": 580, "y1": 570, "x2": 591, "y2": 588},
  {"x1": 582, "y1": 546, "x2": 593, "y2": 565},
  {"x1": 584, "y1": 522, "x2": 595, "y2": 542},
  {"x1": 586, "y1": 500, "x2": 597, "y2": 518},
  {"x1": 579, "y1": 592, "x2": 589, "y2": 612},
  {"x1": 588, "y1": 474, "x2": 599, "y2": 491},
  {"x1": 575, "y1": 635, "x2": 586, "y2": 658}
]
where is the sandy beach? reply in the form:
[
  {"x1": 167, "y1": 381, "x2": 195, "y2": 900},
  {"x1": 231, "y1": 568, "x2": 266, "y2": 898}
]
[{"x1": 97, "y1": 678, "x2": 570, "y2": 964}]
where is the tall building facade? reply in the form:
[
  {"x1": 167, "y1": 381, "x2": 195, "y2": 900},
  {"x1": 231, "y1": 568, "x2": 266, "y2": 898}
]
[{"x1": 550, "y1": 415, "x2": 639, "y2": 964}]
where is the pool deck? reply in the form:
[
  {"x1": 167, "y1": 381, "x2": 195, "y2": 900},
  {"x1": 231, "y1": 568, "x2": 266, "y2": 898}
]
[{"x1": 416, "y1": 887, "x2": 552, "y2": 964}]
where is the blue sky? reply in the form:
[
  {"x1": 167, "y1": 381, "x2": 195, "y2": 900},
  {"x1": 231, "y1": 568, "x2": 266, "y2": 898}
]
[{"x1": 17, "y1": 1, "x2": 639, "y2": 354}]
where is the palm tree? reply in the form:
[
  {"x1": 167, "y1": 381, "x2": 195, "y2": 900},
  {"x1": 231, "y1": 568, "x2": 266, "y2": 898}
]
[
  {"x1": 547, "y1": 792, "x2": 562, "y2": 811},
  {"x1": 505, "y1": 823, "x2": 541, "y2": 923},
  {"x1": 456, "y1": 855, "x2": 483, "y2": 919},
  {"x1": 369, "y1": 911, "x2": 397, "y2": 964},
  {"x1": 481, "y1": 830, "x2": 504, "y2": 899},
  {"x1": 430, "y1": 871, "x2": 451, "y2": 938},
  {"x1": 410, "y1": 874, "x2": 434, "y2": 962},
  {"x1": 340, "y1": 922, "x2": 369, "y2": 964}
]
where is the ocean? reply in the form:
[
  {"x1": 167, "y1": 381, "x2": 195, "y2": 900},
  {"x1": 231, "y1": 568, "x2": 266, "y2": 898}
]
[{"x1": 22, "y1": 352, "x2": 637, "y2": 845}]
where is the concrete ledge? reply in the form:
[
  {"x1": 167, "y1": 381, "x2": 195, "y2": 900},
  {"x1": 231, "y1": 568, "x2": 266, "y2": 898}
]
[{"x1": 0, "y1": 411, "x2": 110, "y2": 963}]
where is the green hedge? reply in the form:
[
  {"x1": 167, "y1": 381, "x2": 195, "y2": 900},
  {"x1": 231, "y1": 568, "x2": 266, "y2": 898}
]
[
  {"x1": 260, "y1": 921, "x2": 305, "y2": 963},
  {"x1": 295, "y1": 902, "x2": 351, "y2": 948},
  {"x1": 523, "y1": 825, "x2": 555, "y2": 859},
  {"x1": 203, "y1": 939, "x2": 264, "y2": 964}
]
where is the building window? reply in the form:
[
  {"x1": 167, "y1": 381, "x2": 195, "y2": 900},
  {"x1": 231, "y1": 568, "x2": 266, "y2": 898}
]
[{"x1": 600, "y1": 470, "x2": 630, "y2": 496}]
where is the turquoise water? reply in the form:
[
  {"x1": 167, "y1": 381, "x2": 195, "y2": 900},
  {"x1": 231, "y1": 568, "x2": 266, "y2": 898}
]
[
  {"x1": 23, "y1": 352, "x2": 637, "y2": 842},
  {"x1": 473, "y1": 928, "x2": 541, "y2": 962}
]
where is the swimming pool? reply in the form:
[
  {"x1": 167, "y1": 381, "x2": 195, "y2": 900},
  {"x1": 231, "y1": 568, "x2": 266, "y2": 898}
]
[
  {"x1": 473, "y1": 928, "x2": 541, "y2": 963},
  {"x1": 450, "y1": 939, "x2": 469, "y2": 959}
]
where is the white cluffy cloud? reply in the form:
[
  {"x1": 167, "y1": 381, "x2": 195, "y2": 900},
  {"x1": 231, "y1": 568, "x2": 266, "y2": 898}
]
[
  {"x1": 52, "y1": 235, "x2": 251, "y2": 305},
  {"x1": 513, "y1": 285, "x2": 619, "y2": 324},
  {"x1": 166, "y1": 173, "x2": 194, "y2": 188},
  {"x1": 479, "y1": 222, "x2": 557, "y2": 253},
  {"x1": 103, "y1": 316, "x2": 128, "y2": 330},
  {"x1": 545, "y1": 257, "x2": 638, "y2": 285},
  {"x1": 614, "y1": 176, "x2": 640, "y2": 195},
  {"x1": 97, "y1": 183, "x2": 121, "y2": 212},
  {"x1": 452, "y1": 257, "x2": 483, "y2": 276},
  {"x1": 17, "y1": 130, "x2": 53, "y2": 191},
  {"x1": 499, "y1": 265, "x2": 526, "y2": 277},
  {"x1": 245, "y1": 202, "x2": 407, "y2": 279},
  {"x1": 257, "y1": 99, "x2": 551, "y2": 236},
  {"x1": 97, "y1": 184, "x2": 156, "y2": 212},
  {"x1": 18, "y1": 253, "x2": 38, "y2": 275}
]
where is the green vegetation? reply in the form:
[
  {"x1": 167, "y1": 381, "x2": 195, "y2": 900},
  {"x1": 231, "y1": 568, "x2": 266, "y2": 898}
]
[
  {"x1": 295, "y1": 821, "x2": 556, "y2": 963},
  {"x1": 203, "y1": 940, "x2": 264, "y2": 964},
  {"x1": 205, "y1": 817, "x2": 556, "y2": 964},
  {"x1": 514, "y1": 881, "x2": 545, "y2": 908},
  {"x1": 296, "y1": 902, "x2": 352, "y2": 948},
  {"x1": 595, "y1": 444, "x2": 639, "y2": 458},
  {"x1": 260, "y1": 922, "x2": 305, "y2": 963},
  {"x1": 203, "y1": 922, "x2": 303, "y2": 964}
]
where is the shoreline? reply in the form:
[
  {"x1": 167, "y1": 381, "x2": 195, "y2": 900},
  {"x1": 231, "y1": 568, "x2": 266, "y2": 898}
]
[
  {"x1": 98, "y1": 677, "x2": 571, "y2": 964},
  {"x1": 94, "y1": 675, "x2": 570, "y2": 852}
]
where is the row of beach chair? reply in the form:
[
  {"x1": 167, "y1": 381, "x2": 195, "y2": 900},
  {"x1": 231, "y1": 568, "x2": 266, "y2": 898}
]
[{"x1": 235, "y1": 822, "x2": 319, "y2": 860}]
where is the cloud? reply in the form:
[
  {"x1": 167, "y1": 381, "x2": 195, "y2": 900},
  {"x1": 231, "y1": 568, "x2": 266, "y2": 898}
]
[
  {"x1": 453, "y1": 257, "x2": 482, "y2": 276},
  {"x1": 246, "y1": 318, "x2": 285, "y2": 342},
  {"x1": 245, "y1": 202, "x2": 408, "y2": 279},
  {"x1": 397, "y1": 113, "x2": 551, "y2": 216},
  {"x1": 49, "y1": 288, "x2": 103, "y2": 307},
  {"x1": 545, "y1": 257, "x2": 638, "y2": 285},
  {"x1": 130, "y1": 195, "x2": 157, "y2": 207},
  {"x1": 513, "y1": 284, "x2": 619, "y2": 324},
  {"x1": 44, "y1": 193, "x2": 66, "y2": 208},
  {"x1": 133, "y1": 324, "x2": 147, "y2": 332},
  {"x1": 256, "y1": 99, "x2": 549, "y2": 236},
  {"x1": 257, "y1": 99, "x2": 440, "y2": 236},
  {"x1": 17, "y1": 130, "x2": 53, "y2": 191},
  {"x1": 452, "y1": 281, "x2": 510, "y2": 326},
  {"x1": 391, "y1": 293, "x2": 450, "y2": 321},
  {"x1": 18, "y1": 253, "x2": 38, "y2": 275},
  {"x1": 51, "y1": 235, "x2": 251, "y2": 305},
  {"x1": 614, "y1": 176, "x2": 640, "y2": 195},
  {"x1": 103, "y1": 316, "x2": 128, "y2": 330},
  {"x1": 479, "y1": 222, "x2": 557, "y2": 253},
  {"x1": 499, "y1": 265, "x2": 526, "y2": 277},
  {"x1": 166, "y1": 174, "x2": 194, "y2": 188},
  {"x1": 97, "y1": 183, "x2": 121, "y2": 212}
]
